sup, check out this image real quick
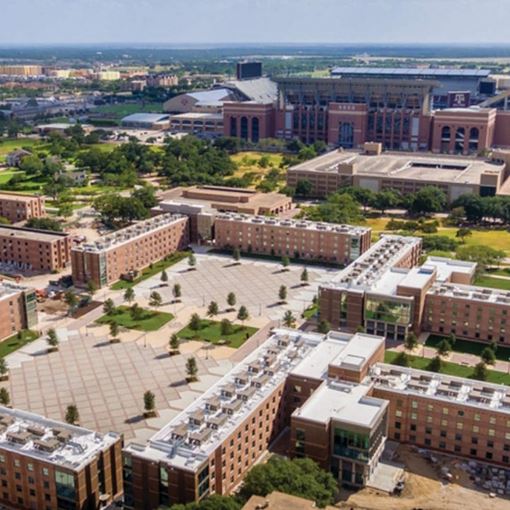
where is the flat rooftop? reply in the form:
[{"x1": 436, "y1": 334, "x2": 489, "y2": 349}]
[
  {"x1": 423, "y1": 256, "x2": 476, "y2": 282},
  {"x1": 331, "y1": 67, "x2": 491, "y2": 79},
  {"x1": 372, "y1": 363, "x2": 510, "y2": 414},
  {"x1": 121, "y1": 113, "x2": 169, "y2": 123},
  {"x1": 325, "y1": 235, "x2": 422, "y2": 292},
  {"x1": 72, "y1": 213, "x2": 186, "y2": 254},
  {"x1": 429, "y1": 281, "x2": 510, "y2": 306},
  {"x1": 0, "y1": 192, "x2": 40, "y2": 203},
  {"x1": 0, "y1": 280, "x2": 31, "y2": 301},
  {"x1": 124, "y1": 329, "x2": 326, "y2": 471},
  {"x1": 293, "y1": 380, "x2": 387, "y2": 427},
  {"x1": 169, "y1": 112, "x2": 223, "y2": 121},
  {"x1": 216, "y1": 212, "x2": 370, "y2": 237},
  {"x1": 0, "y1": 225, "x2": 69, "y2": 243},
  {"x1": 0, "y1": 406, "x2": 119, "y2": 471},
  {"x1": 289, "y1": 150, "x2": 504, "y2": 186}
]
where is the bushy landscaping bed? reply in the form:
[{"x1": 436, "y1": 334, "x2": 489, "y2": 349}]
[
  {"x1": 425, "y1": 334, "x2": 510, "y2": 362},
  {"x1": 96, "y1": 306, "x2": 173, "y2": 332},
  {"x1": 177, "y1": 319, "x2": 257, "y2": 348}
]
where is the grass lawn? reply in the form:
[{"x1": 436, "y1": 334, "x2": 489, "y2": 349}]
[
  {"x1": 474, "y1": 275, "x2": 510, "y2": 291},
  {"x1": 0, "y1": 170, "x2": 23, "y2": 185},
  {"x1": 0, "y1": 330, "x2": 40, "y2": 357},
  {"x1": 425, "y1": 334, "x2": 510, "y2": 362},
  {"x1": 0, "y1": 138, "x2": 41, "y2": 162},
  {"x1": 96, "y1": 306, "x2": 173, "y2": 332},
  {"x1": 110, "y1": 252, "x2": 189, "y2": 290},
  {"x1": 302, "y1": 303, "x2": 318, "y2": 319},
  {"x1": 384, "y1": 350, "x2": 510, "y2": 385},
  {"x1": 177, "y1": 319, "x2": 257, "y2": 348},
  {"x1": 231, "y1": 151, "x2": 285, "y2": 188},
  {"x1": 363, "y1": 217, "x2": 510, "y2": 255}
]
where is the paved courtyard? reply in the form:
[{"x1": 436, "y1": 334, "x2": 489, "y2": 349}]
[
  {"x1": 1, "y1": 326, "x2": 233, "y2": 442},
  {"x1": 135, "y1": 253, "x2": 337, "y2": 322}
]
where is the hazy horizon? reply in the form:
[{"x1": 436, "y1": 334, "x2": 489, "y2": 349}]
[{"x1": 2, "y1": 0, "x2": 510, "y2": 46}]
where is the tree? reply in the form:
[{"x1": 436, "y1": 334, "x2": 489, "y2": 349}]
[
  {"x1": 64, "y1": 291, "x2": 78, "y2": 313},
  {"x1": 65, "y1": 404, "x2": 79, "y2": 425},
  {"x1": 0, "y1": 388, "x2": 10, "y2": 406},
  {"x1": 283, "y1": 310, "x2": 296, "y2": 328},
  {"x1": 237, "y1": 305, "x2": 249, "y2": 326},
  {"x1": 408, "y1": 186, "x2": 446, "y2": 215},
  {"x1": 26, "y1": 217, "x2": 63, "y2": 232},
  {"x1": 456, "y1": 227, "x2": 472, "y2": 243},
  {"x1": 132, "y1": 186, "x2": 158, "y2": 208},
  {"x1": 240, "y1": 456, "x2": 337, "y2": 508},
  {"x1": 103, "y1": 298, "x2": 115, "y2": 316},
  {"x1": 370, "y1": 190, "x2": 399, "y2": 215},
  {"x1": 220, "y1": 318, "x2": 233, "y2": 336},
  {"x1": 169, "y1": 495, "x2": 242, "y2": 510},
  {"x1": 456, "y1": 245, "x2": 506, "y2": 272},
  {"x1": 149, "y1": 291, "x2": 162, "y2": 308},
  {"x1": 428, "y1": 355, "x2": 443, "y2": 373},
  {"x1": 58, "y1": 203, "x2": 73, "y2": 219},
  {"x1": 300, "y1": 268, "x2": 309, "y2": 285},
  {"x1": 404, "y1": 332, "x2": 418, "y2": 351},
  {"x1": 143, "y1": 390, "x2": 156, "y2": 413},
  {"x1": 47, "y1": 328, "x2": 59, "y2": 350},
  {"x1": 481, "y1": 346, "x2": 496, "y2": 365},
  {"x1": 473, "y1": 361, "x2": 488, "y2": 381},
  {"x1": 185, "y1": 357, "x2": 198, "y2": 382},
  {"x1": 109, "y1": 322, "x2": 119, "y2": 341},
  {"x1": 124, "y1": 287, "x2": 135, "y2": 304},
  {"x1": 281, "y1": 256, "x2": 290, "y2": 271},
  {"x1": 207, "y1": 301, "x2": 219, "y2": 317},
  {"x1": 278, "y1": 285, "x2": 287, "y2": 303},
  {"x1": 232, "y1": 248, "x2": 241, "y2": 263},
  {"x1": 0, "y1": 358, "x2": 7, "y2": 378},
  {"x1": 19, "y1": 154, "x2": 43, "y2": 175},
  {"x1": 169, "y1": 334, "x2": 180, "y2": 355},
  {"x1": 189, "y1": 313, "x2": 202, "y2": 331},
  {"x1": 295, "y1": 179, "x2": 313, "y2": 197},
  {"x1": 160, "y1": 269, "x2": 168, "y2": 284},
  {"x1": 226, "y1": 292, "x2": 236, "y2": 311},
  {"x1": 448, "y1": 333, "x2": 457, "y2": 347},
  {"x1": 304, "y1": 192, "x2": 363, "y2": 225},
  {"x1": 87, "y1": 281, "x2": 98, "y2": 296},
  {"x1": 437, "y1": 339, "x2": 452, "y2": 357},
  {"x1": 394, "y1": 352, "x2": 411, "y2": 367},
  {"x1": 318, "y1": 320, "x2": 330, "y2": 334},
  {"x1": 188, "y1": 253, "x2": 196, "y2": 270},
  {"x1": 173, "y1": 283, "x2": 182, "y2": 301}
]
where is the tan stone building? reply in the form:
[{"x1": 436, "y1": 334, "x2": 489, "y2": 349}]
[
  {"x1": 214, "y1": 213, "x2": 371, "y2": 265},
  {"x1": 0, "y1": 193, "x2": 45, "y2": 223},
  {"x1": 71, "y1": 214, "x2": 189, "y2": 288},
  {"x1": 0, "y1": 226, "x2": 71, "y2": 273},
  {"x1": 0, "y1": 281, "x2": 37, "y2": 341},
  {"x1": 0, "y1": 406, "x2": 123, "y2": 510}
]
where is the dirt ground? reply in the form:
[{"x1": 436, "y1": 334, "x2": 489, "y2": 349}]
[{"x1": 337, "y1": 445, "x2": 510, "y2": 510}]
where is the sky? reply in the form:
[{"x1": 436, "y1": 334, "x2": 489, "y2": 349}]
[{"x1": 2, "y1": 0, "x2": 510, "y2": 46}]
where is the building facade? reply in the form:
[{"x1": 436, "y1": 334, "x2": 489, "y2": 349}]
[
  {"x1": 0, "y1": 406, "x2": 122, "y2": 510},
  {"x1": 214, "y1": 213, "x2": 371, "y2": 265},
  {"x1": 0, "y1": 281, "x2": 37, "y2": 341},
  {"x1": 0, "y1": 226, "x2": 71, "y2": 273},
  {"x1": 71, "y1": 214, "x2": 189, "y2": 288},
  {"x1": 0, "y1": 193, "x2": 45, "y2": 224}
]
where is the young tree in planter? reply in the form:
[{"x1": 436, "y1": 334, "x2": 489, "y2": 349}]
[
  {"x1": 64, "y1": 291, "x2": 78, "y2": 314},
  {"x1": 143, "y1": 390, "x2": 156, "y2": 416},
  {"x1": 149, "y1": 291, "x2": 162, "y2": 309},
  {"x1": 428, "y1": 355, "x2": 443, "y2": 373},
  {"x1": 172, "y1": 283, "x2": 182, "y2": 302},
  {"x1": 188, "y1": 253, "x2": 196, "y2": 270},
  {"x1": 87, "y1": 281, "x2": 98, "y2": 296},
  {"x1": 404, "y1": 332, "x2": 418, "y2": 351},
  {"x1": 394, "y1": 351, "x2": 411, "y2": 367},
  {"x1": 160, "y1": 269, "x2": 168, "y2": 284},
  {"x1": 0, "y1": 358, "x2": 8, "y2": 381},
  {"x1": 207, "y1": 301, "x2": 219, "y2": 317},
  {"x1": 189, "y1": 313, "x2": 202, "y2": 331},
  {"x1": 65, "y1": 404, "x2": 79, "y2": 425},
  {"x1": 109, "y1": 321, "x2": 120, "y2": 343},
  {"x1": 0, "y1": 387, "x2": 10, "y2": 406},
  {"x1": 237, "y1": 306, "x2": 249, "y2": 327},
  {"x1": 300, "y1": 268, "x2": 309, "y2": 286},
  {"x1": 124, "y1": 287, "x2": 135, "y2": 304},
  {"x1": 103, "y1": 298, "x2": 116, "y2": 316},
  {"x1": 226, "y1": 292, "x2": 236, "y2": 311},
  {"x1": 281, "y1": 256, "x2": 290, "y2": 271},
  {"x1": 233, "y1": 248, "x2": 241, "y2": 264},
  {"x1": 318, "y1": 320, "x2": 331, "y2": 334},
  {"x1": 130, "y1": 303, "x2": 144, "y2": 322},
  {"x1": 185, "y1": 357, "x2": 198, "y2": 382},
  {"x1": 437, "y1": 339, "x2": 452, "y2": 357},
  {"x1": 169, "y1": 334, "x2": 180, "y2": 355},
  {"x1": 481, "y1": 346, "x2": 496, "y2": 365},
  {"x1": 278, "y1": 285, "x2": 287, "y2": 304},
  {"x1": 473, "y1": 361, "x2": 488, "y2": 381},
  {"x1": 220, "y1": 319, "x2": 233, "y2": 336},
  {"x1": 47, "y1": 328, "x2": 59, "y2": 352},
  {"x1": 283, "y1": 310, "x2": 296, "y2": 328}
]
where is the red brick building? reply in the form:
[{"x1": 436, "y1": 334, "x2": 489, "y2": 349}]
[
  {"x1": 0, "y1": 281, "x2": 37, "y2": 341},
  {"x1": 0, "y1": 193, "x2": 45, "y2": 223}
]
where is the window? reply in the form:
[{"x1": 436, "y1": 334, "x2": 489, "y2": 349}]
[{"x1": 55, "y1": 470, "x2": 75, "y2": 501}]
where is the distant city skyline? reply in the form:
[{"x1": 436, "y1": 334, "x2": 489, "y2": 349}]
[{"x1": 2, "y1": 0, "x2": 510, "y2": 46}]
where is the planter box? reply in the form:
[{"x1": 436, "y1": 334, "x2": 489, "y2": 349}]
[
  {"x1": 143, "y1": 410, "x2": 159, "y2": 419},
  {"x1": 0, "y1": 375, "x2": 8, "y2": 382},
  {"x1": 47, "y1": 347, "x2": 59, "y2": 353},
  {"x1": 110, "y1": 338, "x2": 121, "y2": 344}
]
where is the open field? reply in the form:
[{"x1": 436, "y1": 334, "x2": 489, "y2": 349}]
[
  {"x1": 0, "y1": 330, "x2": 40, "y2": 358},
  {"x1": 0, "y1": 138, "x2": 41, "y2": 162},
  {"x1": 384, "y1": 350, "x2": 510, "y2": 385},
  {"x1": 177, "y1": 319, "x2": 257, "y2": 348},
  {"x1": 231, "y1": 151, "x2": 285, "y2": 188},
  {"x1": 96, "y1": 306, "x2": 173, "y2": 332},
  {"x1": 364, "y1": 216, "x2": 510, "y2": 254},
  {"x1": 474, "y1": 275, "x2": 510, "y2": 290}
]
